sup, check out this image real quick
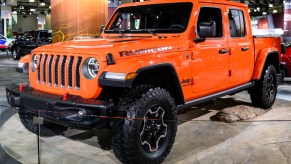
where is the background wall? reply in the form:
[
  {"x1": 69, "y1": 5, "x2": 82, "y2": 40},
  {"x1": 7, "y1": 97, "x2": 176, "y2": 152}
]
[
  {"x1": 51, "y1": 0, "x2": 108, "y2": 42},
  {"x1": 12, "y1": 15, "x2": 37, "y2": 34},
  {"x1": 45, "y1": 15, "x2": 51, "y2": 30}
]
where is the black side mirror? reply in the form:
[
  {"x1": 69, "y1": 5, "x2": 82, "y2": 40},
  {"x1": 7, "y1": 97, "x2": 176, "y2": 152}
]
[
  {"x1": 198, "y1": 21, "x2": 216, "y2": 38},
  {"x1": 100, "y1": 25, "x2": 105, "y2": 34}
]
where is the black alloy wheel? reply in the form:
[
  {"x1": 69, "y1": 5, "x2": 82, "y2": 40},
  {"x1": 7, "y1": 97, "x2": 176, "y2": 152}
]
[
  {"x1": 250, "y1": 65, "x2": 277, "y2": 109},
  {"x1": 111, "y1": 86, "x2": 177, "y2": 164},
  {"x1": 140, "y1": 106, "x2": 168, "y2": 152}
]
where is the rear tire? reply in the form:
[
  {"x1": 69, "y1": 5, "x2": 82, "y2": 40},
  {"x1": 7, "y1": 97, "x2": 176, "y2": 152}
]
[
  {"x1": 18, "y1": 111, "x2": 68, "y2": 137},
  {"x1": 112, "y1": 86, "x2": 177, "y2": 164},
  {"x1": 250, "y1": 65, "x2": 277, "y2": 109}
]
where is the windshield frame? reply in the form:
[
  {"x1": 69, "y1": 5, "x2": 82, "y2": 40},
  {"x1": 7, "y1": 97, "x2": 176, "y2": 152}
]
[{"x1": 104, "y1": 2, "x2": 193, "y2": 35}]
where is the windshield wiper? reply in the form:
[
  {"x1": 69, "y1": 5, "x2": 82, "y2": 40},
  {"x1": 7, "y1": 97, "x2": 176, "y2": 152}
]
[
  {"x1": 135, "y1": 29, "x2": 158, "y2": 37},
  {"x1": 144, "y1": 29, "x2": 158, "y2": 37},
  {"x1": 104, "y1": 29, "x2": 128, "y2": 37}
]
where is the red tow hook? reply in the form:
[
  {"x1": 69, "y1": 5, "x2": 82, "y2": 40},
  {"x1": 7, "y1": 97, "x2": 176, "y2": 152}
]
[
  {"x1": 63, "y1": 92, "x2": 69, "y2": 101},
  {"x1": 19, "y1": 84, "x2": 26, "y2": 92}
]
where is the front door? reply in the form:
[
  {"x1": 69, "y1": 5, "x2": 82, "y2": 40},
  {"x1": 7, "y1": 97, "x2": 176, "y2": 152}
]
[{"x1": 191, "y1": 5, "x2": 229, "y2": 93}]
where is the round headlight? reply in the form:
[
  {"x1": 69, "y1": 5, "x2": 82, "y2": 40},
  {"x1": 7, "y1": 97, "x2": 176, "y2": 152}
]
[
  {"x1": 82, "y1": 58, "x2": 99, "y2": 79},
  {"x1": 31, "y1": 54, "x2": 38, "y2": 72}
]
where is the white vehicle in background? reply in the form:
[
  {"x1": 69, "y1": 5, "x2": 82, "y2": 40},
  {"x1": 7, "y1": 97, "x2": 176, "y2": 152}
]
[{"x1": 0, "y1": 34, "x2": 15, "y2": 52}]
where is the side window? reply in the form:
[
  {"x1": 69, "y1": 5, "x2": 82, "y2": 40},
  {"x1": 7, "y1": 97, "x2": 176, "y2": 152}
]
[
  {"x1": 228, "y1": 9, "x2": 246, "y2": 37},
  {"x1": 197, "y1": 7, "x2": 223, "y2": 38},
  {"x1": 39, "y1": 32, "x2": 51, "y2": 39}
]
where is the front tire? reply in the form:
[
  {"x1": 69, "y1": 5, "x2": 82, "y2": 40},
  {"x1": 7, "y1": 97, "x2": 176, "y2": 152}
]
[
  {"x1": 11, "y1": 48, "x2": 20, "y2": 60},
  {"x1": 112, "y1": 86, "x2": 177, "y2": 164},
  {"x1": 18, "y1": 111, "x2": 68, "y2": 137},
  {"x1": 250, "y1": 65, "x2": 278, "y2": 109}
]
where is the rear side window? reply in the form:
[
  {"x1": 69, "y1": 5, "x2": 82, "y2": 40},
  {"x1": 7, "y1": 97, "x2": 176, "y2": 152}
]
[
  {"x1": 197, "y1": 7, "x2": 223, "y2": 38},
  {"x1": 228, "y1": 9, "x2": 246, "y2": 37}
]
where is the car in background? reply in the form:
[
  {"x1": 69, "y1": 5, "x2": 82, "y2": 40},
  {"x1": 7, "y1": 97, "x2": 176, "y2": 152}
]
[
  {"x1": 281, "y1": 42, "x2": 291, "y2": 81},
  {"x1": 0, "y1": 34, "x2": 7, "y2": 51},
  {"x1": 9, "y1": 30, "x2": 52, "y2": 60}
]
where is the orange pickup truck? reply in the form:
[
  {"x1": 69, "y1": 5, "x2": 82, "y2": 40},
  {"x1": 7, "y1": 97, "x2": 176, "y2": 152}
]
[{"x1": 7, "y1": 0, "x2": 284, "y2": 163}]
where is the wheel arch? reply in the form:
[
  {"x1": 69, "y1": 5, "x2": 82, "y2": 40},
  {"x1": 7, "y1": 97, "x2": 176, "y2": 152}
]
[
  {"x1": 252, "y1": 50, "x2": 280, "y2": 80},
  {"x1": 133, "y1": 63, "x2": 185, "y2": 106}
]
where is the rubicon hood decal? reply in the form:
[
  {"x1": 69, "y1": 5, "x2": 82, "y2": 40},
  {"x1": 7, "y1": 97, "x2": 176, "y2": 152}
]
[{"x1": 119, "y1": 46, "x2": 173, "y2": 57}]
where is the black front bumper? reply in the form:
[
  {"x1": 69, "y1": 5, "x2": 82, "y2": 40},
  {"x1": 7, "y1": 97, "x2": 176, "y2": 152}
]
[{"x1": 6, "y1": 84, "x2": 114, "y2": 129}]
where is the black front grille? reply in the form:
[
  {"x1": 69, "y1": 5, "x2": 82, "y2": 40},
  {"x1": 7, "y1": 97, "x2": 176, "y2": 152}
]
[
  {"x1": 75, "y1": 57, "x2": 82, "y2": 89},
  {"x1": 36, "y1": 54, "x2": 82, "y2": 90},
  {"x1": 37, "y1": 54, "x2": 43, "y2": 82},
  {"x1": 42, "y1": 55, "x2": 48, "y2": 84},
  {"x1": 54, "y1": 55, "x2": 60, "y2": 86},
  {"x1": 68, "y1": 56, "x2": 74, "y2": 88},
  {"x1": 60, "y1": 56, "x2": 67, "y2": 87},
  {"x1": 48, "y1": 55, "x2": 53, "y2": 85}
]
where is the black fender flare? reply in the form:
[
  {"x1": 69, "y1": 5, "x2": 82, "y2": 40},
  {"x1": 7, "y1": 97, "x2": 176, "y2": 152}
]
[{"x1": 98, "y1": 63, "x2": 185, "y2": 105}]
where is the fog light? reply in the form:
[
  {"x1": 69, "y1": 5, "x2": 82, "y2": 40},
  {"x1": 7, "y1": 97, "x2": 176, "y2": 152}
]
[{"x1": 77, "y1": 109, "x2": 86, "y2": 118}]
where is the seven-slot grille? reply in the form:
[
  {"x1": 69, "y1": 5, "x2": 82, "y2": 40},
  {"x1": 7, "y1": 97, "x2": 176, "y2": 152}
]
[{"x1": 36, "y1": 54, "x2": 82, "y2": 90}]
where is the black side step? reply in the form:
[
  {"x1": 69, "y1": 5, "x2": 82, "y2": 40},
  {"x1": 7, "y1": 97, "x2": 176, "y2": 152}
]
[{"x1": 177, "y1": 82, "x2": 255, "y2": 110}]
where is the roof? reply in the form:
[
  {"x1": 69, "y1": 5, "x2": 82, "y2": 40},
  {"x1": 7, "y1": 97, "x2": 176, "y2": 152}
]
[{"x1": 119, "y1": 0, "x2": 247, "y2": 8}]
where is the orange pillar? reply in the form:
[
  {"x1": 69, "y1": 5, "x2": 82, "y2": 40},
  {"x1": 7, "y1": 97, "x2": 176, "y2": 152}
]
[{"x1": 51, "y1": 0, "x2": 108, "y2": 43}]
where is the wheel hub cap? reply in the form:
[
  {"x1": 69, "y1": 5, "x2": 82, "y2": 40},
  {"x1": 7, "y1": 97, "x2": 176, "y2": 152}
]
[
  {"x1": 140, "y1": 106, "x2": 167, "y2": 152},
  {"x1": 266, "y1": 74, "x2": 275, "y2": 100}
]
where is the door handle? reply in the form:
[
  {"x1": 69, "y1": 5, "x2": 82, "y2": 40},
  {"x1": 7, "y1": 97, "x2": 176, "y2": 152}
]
[
  {"x1": 241, "y1": 47, "x2": 249, "y2": 51},
  {"x1": 219, "y1": 49, "x2": 229, "y2": 54}
]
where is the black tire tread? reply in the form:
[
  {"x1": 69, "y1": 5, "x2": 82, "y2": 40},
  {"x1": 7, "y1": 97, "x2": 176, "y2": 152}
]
[
  {"x1": 250, "y1": 65, "x2": 277, "y2": 109},
  {"x1": 11, "y1": 48, "x2": 20, "y2": 60},
  {"x1": 112, "y1": 86, "x2": 177, "y2": 164}
]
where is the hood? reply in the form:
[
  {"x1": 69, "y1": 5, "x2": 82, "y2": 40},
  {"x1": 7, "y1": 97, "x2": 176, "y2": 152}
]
[{"x1": 33, "y1": 36, "x2": 189, "y2": 62}]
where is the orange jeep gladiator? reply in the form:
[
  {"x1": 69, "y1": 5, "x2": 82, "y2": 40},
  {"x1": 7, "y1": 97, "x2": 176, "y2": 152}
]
[{"x1": 6, "y1": 0, "x2": 284, "y2": 163}]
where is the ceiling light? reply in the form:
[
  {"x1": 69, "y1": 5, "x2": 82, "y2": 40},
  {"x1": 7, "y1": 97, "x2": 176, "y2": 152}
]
[
  {"x1": 273, "y1": 10, "x2": 278, "y2": 13},
  {"x1": 29, "y1": 0, "x2": 35, "y2": 2},
  {"x1": 40, "y1": 2, "x2": 45, "y2": 6},
  {"x1": 30, "y1": 8, "x2": 35, "y2": 12},
  {"x1": 269, "y1": 4, "x2": 274, "y2": 8},
  {"x1": 263, "y1": 12, "x2": 267, "y2": 15}
]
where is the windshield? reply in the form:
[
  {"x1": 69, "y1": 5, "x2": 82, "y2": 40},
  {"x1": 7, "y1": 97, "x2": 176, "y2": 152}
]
[
  {"x1": 105, "y1": 2, "x2": 193, "y2": 34},
  {"x1": 21, "y1": 31, "x2": 36, "y2": 39}
]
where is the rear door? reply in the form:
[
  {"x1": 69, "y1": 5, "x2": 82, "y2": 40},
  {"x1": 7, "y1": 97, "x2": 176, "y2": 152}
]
[
  {"x1": 191, "y1": 5, "x2": 229, "y2": 93},
  {"x1": 227, "y1": 8, "x2": 254, "y2": 85}
]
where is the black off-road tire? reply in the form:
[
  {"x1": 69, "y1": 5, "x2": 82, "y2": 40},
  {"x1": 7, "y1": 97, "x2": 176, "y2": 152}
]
[
  {"x1": 18, "y1": 111, "x2": 68, "y2": 137},
  {"x1": 11, "y1": 48, "x2": 20, "y2": 60},
  {"x1": 112, "y1": 86, "x2": 177, "y2": 164},
  {"x1": 250, "y1": 65, "x2": 278, "y2": 109}
]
